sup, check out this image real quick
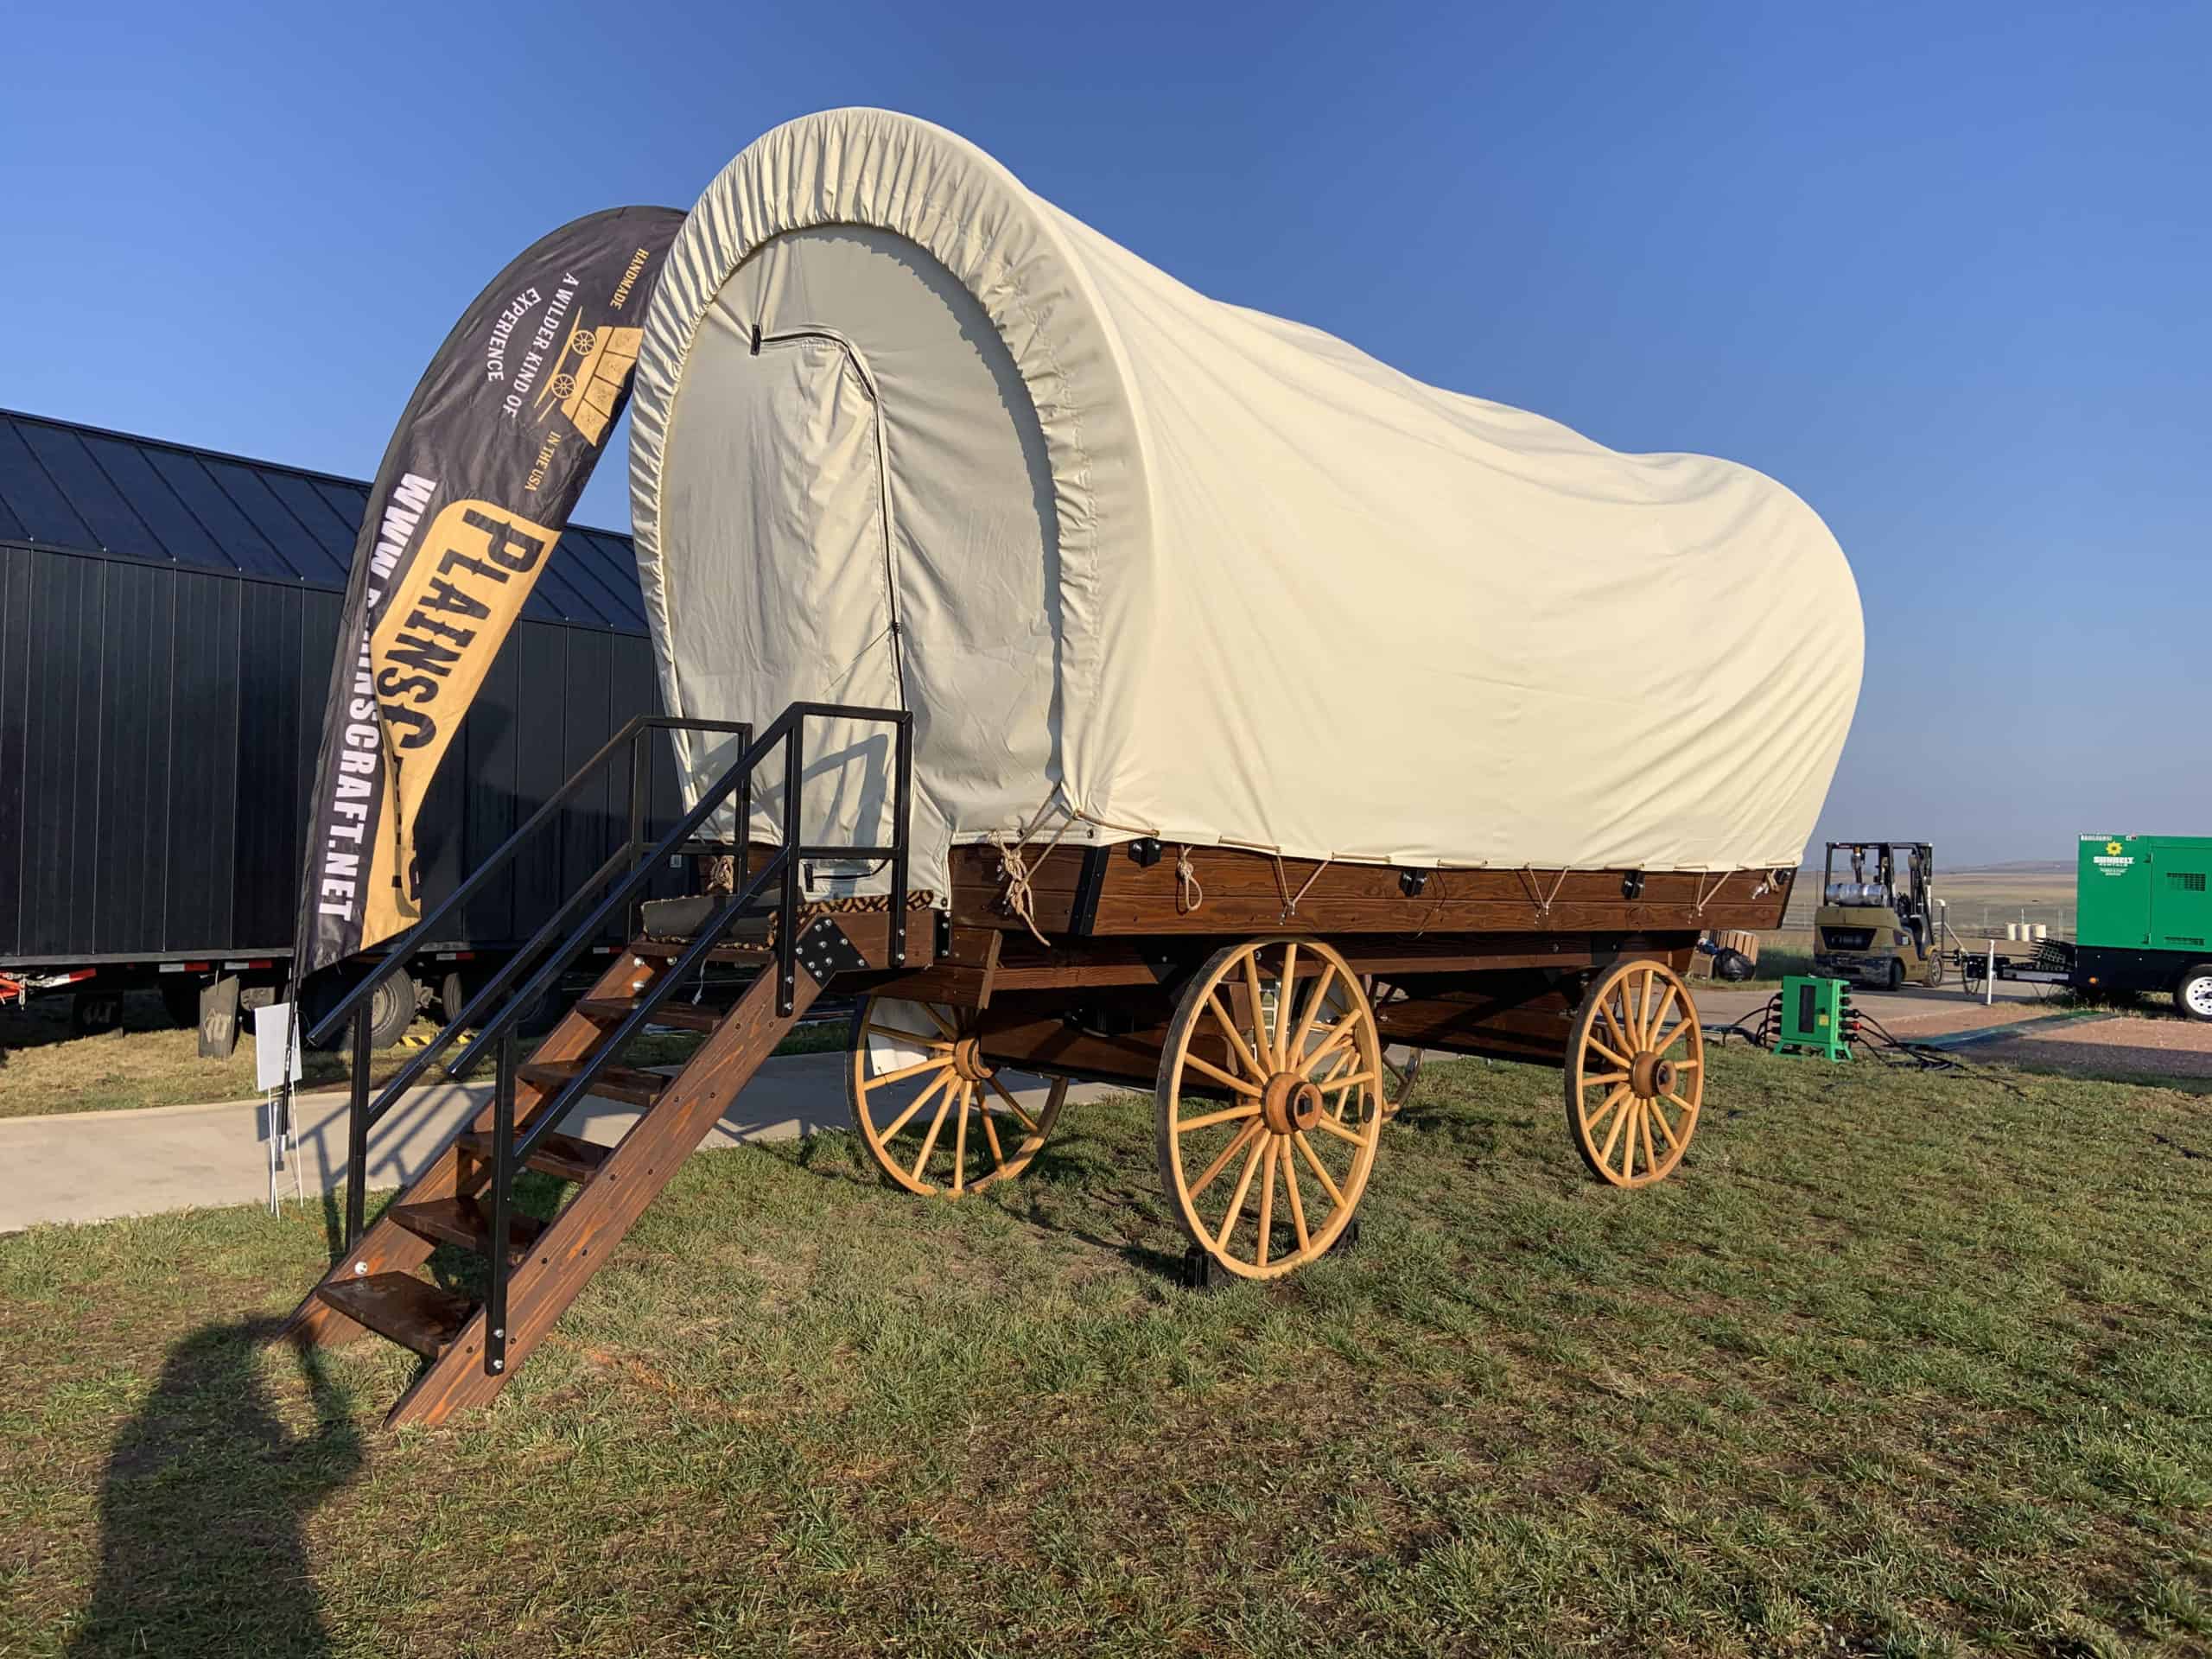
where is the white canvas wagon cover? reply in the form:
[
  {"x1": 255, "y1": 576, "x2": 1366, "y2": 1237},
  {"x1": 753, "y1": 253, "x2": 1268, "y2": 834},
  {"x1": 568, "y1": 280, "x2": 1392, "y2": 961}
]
[{"x1": 629, "y1": 109, "x2": 1861, "y2": 899}]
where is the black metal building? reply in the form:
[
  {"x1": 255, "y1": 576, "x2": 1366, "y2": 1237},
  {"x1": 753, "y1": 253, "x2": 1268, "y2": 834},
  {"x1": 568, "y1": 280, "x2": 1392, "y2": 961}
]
[{"x1": 0, "y1": 408, "x2": 677, "y2": 983}]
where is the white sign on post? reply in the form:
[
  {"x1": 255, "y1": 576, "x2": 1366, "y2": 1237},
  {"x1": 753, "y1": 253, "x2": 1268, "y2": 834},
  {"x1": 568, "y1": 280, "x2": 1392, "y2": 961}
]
[
  {"x1": 255, "y1": 1001, "x2": 307, "y2": 1215},
  {"x1": 254, "y1": 1001, "x2": 305, "y2": 1092}
]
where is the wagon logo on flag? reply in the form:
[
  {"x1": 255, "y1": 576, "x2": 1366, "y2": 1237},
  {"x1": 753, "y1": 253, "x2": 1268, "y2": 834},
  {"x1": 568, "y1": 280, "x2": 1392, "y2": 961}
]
[{"x1": 536, "y1": 322, "x2": 645, "y2": 446}]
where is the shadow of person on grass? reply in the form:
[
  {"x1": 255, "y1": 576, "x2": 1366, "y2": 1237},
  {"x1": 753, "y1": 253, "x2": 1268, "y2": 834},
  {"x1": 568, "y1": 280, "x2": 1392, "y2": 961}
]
[{"x1": 68, "y1": 1318, "x2": 361, "y2": 1658}]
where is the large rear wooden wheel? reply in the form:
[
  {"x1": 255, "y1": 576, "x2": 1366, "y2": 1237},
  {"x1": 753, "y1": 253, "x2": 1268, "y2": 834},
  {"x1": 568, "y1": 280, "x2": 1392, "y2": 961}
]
[
  {"x1": 1157, "y1": 939, "x2": 1384, "y2": 1280},
  {"x1": 848, "y1": 997, "x2": 1066, "y2": 1197},
  {"x1": 1567, "y1": 959, "x2": 1703, "y2": 1187}
]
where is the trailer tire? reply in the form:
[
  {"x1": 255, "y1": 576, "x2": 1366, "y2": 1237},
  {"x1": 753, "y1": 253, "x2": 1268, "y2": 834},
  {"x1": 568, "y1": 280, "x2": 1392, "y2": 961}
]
[
  {"x1": 366, "y1": 971, "x2": 419, "y2": 1050},
  {"x1": 1885, "y1": 957, "x2": 1904, "y2": 993},
  {"x1": 2176, "y1": 964, "x2": 2212, "y2": 1024},
  {"x1": 302, "y1": 969, "x2": 418, "y2": 1051}
]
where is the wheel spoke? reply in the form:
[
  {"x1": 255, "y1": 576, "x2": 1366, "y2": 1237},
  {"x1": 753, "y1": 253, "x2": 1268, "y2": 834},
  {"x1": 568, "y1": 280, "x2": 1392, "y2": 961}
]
[
  {"x1": 1207, "y1": 992, "x2": 1268, "y2": 1082},
  {"x1": 908, "y1": 1081, "x2": 957, "y2": 1182},
  {"x1": 1255, "y1": 1139, "x2": 1279, "y2": 1267},
  {"x1": 950, "y1": 1081, "x2": 972, "y2": 1193},
  {"x1": 1639, "y1": 1097, "x2": 1657, "y2": 1176},
  {"x1": 1179, "y1": 1101, "x2": 1262, "y2": 1135},
  {"x1": 1649, "y1": 1016, "x2": 1691, "y2": 1057},
  {"x1": 1312, "y1": 1112, "x2": 1367, "y2": 1147},
  {"x1": 1287, "y1": 962, "x2": 1338, "y2": 1067},
  {"x1": 1648, "y1": 1096, "x2": 1682, "y2": 1152},
  {"x1": 876, "y1": 1068, "x2": 954, "y2": 1142},
  {"x1": 1581, "y1": 1071, "x2": 1630, "y2": 1087},
  {"x1": 1645, "y1": 983, "x2": 1679, "y2": 1052},
  {"x1": 1599, "y1": 998, "x2": 1636, "y2": 1058},
  {"x1": 1586, "y1": 1037, "x2": 1633, "y2": 1072},
  {"x1": 1293, "y1": 1130, "x2": 1345, "y2": 1207},
  {"x1": 1599, "y1": 1093, "x2": 1634, "y2": 1169},
  {"x1": 1298, "y1": 1022, "x2": 1356, "y2": 1077},
  {"x1": 1214, "y1": 1133, "x2": 1268, "y2": 1251},
  {"x1": 1182, "y1": 1052, "x2": 1263, "y2": 1097},
  {"x1": 1190, "y1": 1118, "x2": 1265, "y2": 1198},
  {"x1": 1282, "y1": 1142, "x2": 1310, "y2": 1251},
  {"x1": 1665, "y1": 1090, "x2": 1700, "y2": 1121},
  {"x1": 1582, "y1": 1084, "x2": 1630, "y2": 1137},
  {"x1": 868, "y1": 1052, "x2": 962, "y2": 1090},
  {"x1": 977, "y1": 1096, "x2": 1008, "y2": 1166},
  {"x1": 918, "y1": 1003, "x2": 959, "y2": 1039},
  {"x1": 1274, "y1": 943, "x2": 1299, "y2": 1062},
  {"x1": 865, "y1": 1022, "x2": 953, "y2": 1051},
  {"x1": 1242, "y1": 951, "x2": 1276, "y2": 1071},
  {"x1": 984, "y1": 1074, "x2": 1040, "y2": 1133},
  {"x1": 1637, "y1": 966, "x2": 1657, "y2": 1045}
]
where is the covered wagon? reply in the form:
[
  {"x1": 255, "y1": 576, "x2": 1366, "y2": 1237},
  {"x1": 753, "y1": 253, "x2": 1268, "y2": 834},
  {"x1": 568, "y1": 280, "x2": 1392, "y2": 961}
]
[{"x1": 289, "y1": 110, "x2": 1860, "y2": 1423}]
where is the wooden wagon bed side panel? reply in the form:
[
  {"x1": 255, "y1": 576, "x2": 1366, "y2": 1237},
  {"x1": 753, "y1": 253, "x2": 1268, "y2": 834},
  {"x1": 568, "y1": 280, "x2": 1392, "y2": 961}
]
[{"x1": 948, "y1": 846, "x2": 1794, "y2": 938}]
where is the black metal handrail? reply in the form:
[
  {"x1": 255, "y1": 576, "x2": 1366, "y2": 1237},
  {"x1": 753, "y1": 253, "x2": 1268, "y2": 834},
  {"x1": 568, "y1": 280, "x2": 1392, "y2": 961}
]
[
  {"x1": 308, "y1": 715, "x2": 750, "y2": 1046},
  {"x1": 478, "y1": 702, "x2": 912, "y2": 1376},
  {"x1": 322, "y1": 715, "x2": 750, "y2": 1248}
]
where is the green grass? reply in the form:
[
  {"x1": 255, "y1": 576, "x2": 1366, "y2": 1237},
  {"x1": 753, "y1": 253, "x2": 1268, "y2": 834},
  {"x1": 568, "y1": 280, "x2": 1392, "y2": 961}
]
[{"x1": 3, "y1": 1049, "x2": 2209, "y2": 1656}]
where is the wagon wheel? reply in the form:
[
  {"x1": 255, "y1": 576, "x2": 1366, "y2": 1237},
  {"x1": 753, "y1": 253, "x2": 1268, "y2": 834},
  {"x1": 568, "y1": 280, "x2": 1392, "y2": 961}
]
[
  {"x1": 1157, "y1": 939, "x2": 1384, "y2": 1280},
  {"x1": 1566, "y1": 959, "x2": 1703, "y2": 1188},
  {"x1": 569, "y1": 327, "x2": 598, "y2": 359},
  {"x1": 1361, "y1": 976, "x2": 1422, "y2": 1117},
  {"x1": 847, "y1": 996, "x2": 1066, "y2": 1197},
  {"x1": 550, "y1": 372, "x2": 578, "y2": 401}
]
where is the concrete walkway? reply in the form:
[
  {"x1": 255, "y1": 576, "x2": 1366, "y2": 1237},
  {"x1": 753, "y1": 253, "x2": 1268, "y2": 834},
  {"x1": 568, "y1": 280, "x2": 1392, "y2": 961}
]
[{"x1": 0, "y1": 1055, "x2": 1116, "y2": 1232}]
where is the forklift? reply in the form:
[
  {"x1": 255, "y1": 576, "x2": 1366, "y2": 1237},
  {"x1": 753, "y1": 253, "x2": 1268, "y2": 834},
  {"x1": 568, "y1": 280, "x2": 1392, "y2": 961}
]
[{"x1": 1812, "y1": 842, "x2": 1944, "y2": 990}]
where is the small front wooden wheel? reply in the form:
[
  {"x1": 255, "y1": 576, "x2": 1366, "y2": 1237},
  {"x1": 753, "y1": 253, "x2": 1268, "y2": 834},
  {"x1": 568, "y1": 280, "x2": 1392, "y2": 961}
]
[
  {"x1": 848, "y1": 997, "x2": 1066, "y2": 1197},
  {"x1": 1157, "y1": 938, "x2": 1384, "y2": 1280},
  {"x1": 1567, "y1": 959, "x2": 1703, "y2": 1188}
]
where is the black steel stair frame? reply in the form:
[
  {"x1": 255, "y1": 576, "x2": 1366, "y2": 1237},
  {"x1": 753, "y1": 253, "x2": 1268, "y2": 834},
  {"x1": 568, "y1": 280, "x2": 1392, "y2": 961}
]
[{"x1": 310, "y1": 702, "x2": 913, "y2": 1380}]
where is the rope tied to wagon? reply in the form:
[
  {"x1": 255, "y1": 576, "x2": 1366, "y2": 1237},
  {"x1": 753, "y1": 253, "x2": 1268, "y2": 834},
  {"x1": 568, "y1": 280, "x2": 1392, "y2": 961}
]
[
  {"x1": 1692, "y1": 871, "x2": 1730, "y2": 917},
  {"x1": 988, "y1": 800, "x2": 1077, "y2": 948},
  {"x1": 1175, "y1": 845, "x2": 1204, "y2": 915},
  {"x1": 1269, "y1": 852, "x2": 1332, "y2": 918},
  {"x1": 1517, "y1": 865, "x2": 1570, "y2": 918}
]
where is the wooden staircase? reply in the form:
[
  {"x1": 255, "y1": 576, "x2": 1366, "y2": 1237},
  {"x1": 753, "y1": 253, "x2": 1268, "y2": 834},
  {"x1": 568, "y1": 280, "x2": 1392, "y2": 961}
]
[{"x1": 279, "y1": 701, "x2": 919, "y2": 1427}]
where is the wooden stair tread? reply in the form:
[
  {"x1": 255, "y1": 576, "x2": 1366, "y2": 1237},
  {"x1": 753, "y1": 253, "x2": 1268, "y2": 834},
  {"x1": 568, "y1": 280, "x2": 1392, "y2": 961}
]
[
  {"x1": 628, "y1": 937, "x2": 771, "y2": 963},
  {"x1": 455, "y1": 1127, "x2": 610, "y2": 1185},
  {"x1": 518, "y1": 1059, "x2": 667, "y2": 1109},
  {"x1": 316, "y1": 1273, "x2": 475, "y2": 1359},
  {"x1": 576, "y1": 995, "x2": 729, "y2": 1034},
  {"x1": 389, "y1": 1196, "x2": 546, "y2": 1263}
]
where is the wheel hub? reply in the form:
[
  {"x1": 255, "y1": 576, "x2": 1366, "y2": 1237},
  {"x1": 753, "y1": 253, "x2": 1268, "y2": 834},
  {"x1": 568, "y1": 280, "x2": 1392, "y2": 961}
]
[
  {"x1": 1629, "y1": 1052, "x2": 1677, "y2": 1099},
  {"x1": 950, "y1": 1035, "x2": 993, "y2": 1083},
  {"x1": 1262, "y1": 1072, "x2": 1325, "y2": 1135}
]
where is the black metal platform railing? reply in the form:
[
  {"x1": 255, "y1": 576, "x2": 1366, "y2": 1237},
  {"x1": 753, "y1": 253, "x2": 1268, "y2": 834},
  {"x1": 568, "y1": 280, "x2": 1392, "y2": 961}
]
[{"x1": 317, "y1": 702, "x2": 912, "y2": 1370}]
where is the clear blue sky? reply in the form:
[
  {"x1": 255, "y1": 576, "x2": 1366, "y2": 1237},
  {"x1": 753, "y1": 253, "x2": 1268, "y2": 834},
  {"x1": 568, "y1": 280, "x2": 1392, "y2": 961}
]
[{"x1": 6, "y1": 2, "x2": 2205, "y2": 867}]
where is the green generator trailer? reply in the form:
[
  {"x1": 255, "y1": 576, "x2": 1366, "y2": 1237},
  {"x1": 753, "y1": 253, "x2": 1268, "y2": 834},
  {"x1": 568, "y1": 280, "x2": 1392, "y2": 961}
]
[{"x1": 2072, "y1": 835, "x2": 2212, "y2": 1020}]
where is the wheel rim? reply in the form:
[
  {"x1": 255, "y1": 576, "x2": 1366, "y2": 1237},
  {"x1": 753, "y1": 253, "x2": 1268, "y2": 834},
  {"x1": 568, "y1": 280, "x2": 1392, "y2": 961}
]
[
  {"x1": 1567, "y1": 959, "x2": 1702, "y2": 1188},
  {"x1": 848, "y1": 997, "x2": 1065, "y2": 1196},
  {"x1": 2184, "y1": 976, "x2": 2212, "y2": 1019},
  {"x1": 1158, "y1": 939, "x2": 1383, "y2": 1279},
  {"x1": 1363, "y1": 977, "x2": 1423, "y2": 1118}
]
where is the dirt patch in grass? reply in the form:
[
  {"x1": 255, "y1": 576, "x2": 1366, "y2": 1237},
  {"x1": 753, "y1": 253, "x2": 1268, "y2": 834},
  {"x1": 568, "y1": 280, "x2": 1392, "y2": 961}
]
[{"x1": 3, "y1": 1048, "x2": 2209, "y2": 1655}]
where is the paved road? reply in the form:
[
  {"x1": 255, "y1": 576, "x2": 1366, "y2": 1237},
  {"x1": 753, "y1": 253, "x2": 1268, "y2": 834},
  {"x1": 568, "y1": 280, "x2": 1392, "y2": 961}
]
[{"x1": 0, "y1": 1054, "x2": 1113, "y2": 1233}]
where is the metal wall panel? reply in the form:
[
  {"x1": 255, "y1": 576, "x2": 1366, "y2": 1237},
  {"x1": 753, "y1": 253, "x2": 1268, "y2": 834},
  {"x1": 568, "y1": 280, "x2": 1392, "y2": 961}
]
[
  {"x1": 92, "y1": 560, "x2": 174, "y2": 948},
  {"x1": 0, "y1": 550, "x2": 32, "y2": 947},
  {"x1": 162, "y1": 571, "x2": 244, "y2": 950},
  {"x1": 1, "y1": 543, "x2": 677, "y2": 968}
]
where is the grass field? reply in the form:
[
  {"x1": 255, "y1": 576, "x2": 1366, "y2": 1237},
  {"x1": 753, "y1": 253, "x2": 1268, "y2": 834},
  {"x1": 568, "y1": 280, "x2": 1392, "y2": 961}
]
[
  {"x1": 0, "y1": 993, "x2": 850, "y2": 1121},
  {"x1": 4, "y1": 1048, "x2": 2209, "y2": 1656}
]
